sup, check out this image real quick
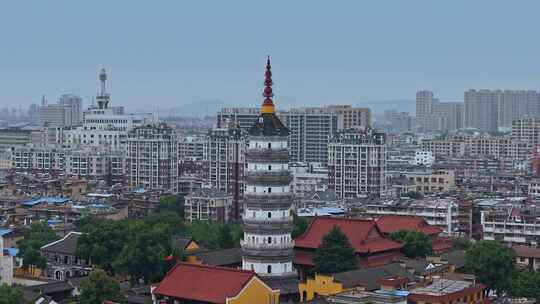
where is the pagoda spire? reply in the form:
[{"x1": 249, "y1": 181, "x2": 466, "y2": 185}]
[{"x1": 261, "y1": 56, "x2": 275, "y2": 114}]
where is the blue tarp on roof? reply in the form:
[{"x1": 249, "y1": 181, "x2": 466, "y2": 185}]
[
  {"x1": 134, "y1": 187, "x2": 146, "y2": 194},
  {"x1": 5, "y1": 247, "x2": 19, "y2": 256},
  {"x1": 0, "y1": 228, "x2": 12, "y2": 236},
  {"x1": 21, "y1": 197, "x2": 70, "y2": 207},
  {"x1": 47, "y1": 219, "x2": 62, "y2": 225}
]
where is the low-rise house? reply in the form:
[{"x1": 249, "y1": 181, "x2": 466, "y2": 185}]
[
  {"x1": 408, "y1": 278, "x2": 487, "y2": 304},
  {"x1": 513, "y1": 245, "x2": 540, "y2": 271},
  {"x1": 299, "y1": 263, "x2": 412, "y2": 302},
  {"x1": 151, "y1": 263, "x2": 280, "y2": 304},
  {"x1": 40, "y1": 232, "x2": 91, "y2": 280}
]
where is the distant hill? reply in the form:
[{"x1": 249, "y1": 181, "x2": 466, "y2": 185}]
[
  {"x1": 145, "y1": 98, "x2": 416, "y2": 118},
  {"x1": 354, "y1": 99, "x2": 415, "y2": 115}
]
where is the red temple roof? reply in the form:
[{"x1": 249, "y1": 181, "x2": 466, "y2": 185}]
[
  {"x1": 294, "y1": 217, "x2": 403, "y2": 254},
  {"x1": 375, "y1": 215, "x2": 442, "y2": 236},
  {"x1": 152, "y1": 263, "x2": 257, "y2": 304}
]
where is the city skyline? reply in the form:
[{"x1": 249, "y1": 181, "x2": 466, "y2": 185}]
[{"x1": 2, "y1": 1, "x2": 540, "y2": 112}]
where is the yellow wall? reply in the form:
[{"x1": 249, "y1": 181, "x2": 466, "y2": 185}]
[
  {"x1": 186, "y1": 241, "x2": 200, "y2": 252},
  {"x1": 227, "y1": 277, "x2": 280, "y2": 304},
  {"x1": 298, "y1": 274, "x2": 343, "y2": 302}
]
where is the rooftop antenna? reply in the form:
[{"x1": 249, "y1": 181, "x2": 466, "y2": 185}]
[
  {"x1": 41, "y1": 95, "x2": 47, "y2": 106},
  {"x1": 97, "y1": 68, "x2": 110, "y2": 109}
]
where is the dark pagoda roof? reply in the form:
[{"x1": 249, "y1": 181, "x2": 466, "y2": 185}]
[{"x1": 248, "y1": 113, "x2": 289, "y2": 137}]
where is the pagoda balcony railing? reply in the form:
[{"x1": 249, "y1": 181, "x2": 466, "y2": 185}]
[{"x1": 240, "y1": 240, "x2": 295, "y2": 250}]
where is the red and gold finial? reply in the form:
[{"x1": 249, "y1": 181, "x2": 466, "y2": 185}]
[{"x1": 261, "y1": 55, "x2": 275, "y2": 114}]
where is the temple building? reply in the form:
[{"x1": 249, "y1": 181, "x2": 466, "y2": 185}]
[{"x1": 240, "y1": 57, "x2": 298, "y2": 298}]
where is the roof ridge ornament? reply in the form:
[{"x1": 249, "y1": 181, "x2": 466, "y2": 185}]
[{"x1": 261, "y1": 55, "x2": 275, "y2": 114}]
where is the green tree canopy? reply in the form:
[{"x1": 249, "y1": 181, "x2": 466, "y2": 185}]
[
  {"x1": 77, "y1": 214, "x2": 185, "y2": 284},
  {"x1": 389, "y1": 230, "x2": 433, "y2": 258},
  {"x1": 0, "y1": 284, "x2": 24, "y2": 304},
  {"x1": 509, "y1": 271, "x2": 540, "y2": 301},
  {"x1": 452, "y1": 238, "x2": 472, "y2": 250},
  {"x1": 17, "y1": 222, "x2": 59, "y2": 269},
  {"x1": 157, "y1": 194, "x2": 185, "y2": 218},
  {"x1": 80, "y1": 268, "x2": 126, "y2": 304},
  {"x1": 188, "y1": 221, "x2": 242, "y2": 250},
  {"x1": 465, "y1": 240, "x2": 515, "y2": 295},
  {"x1": 313, "y1": 225, "x2": 357, "y2": 275},
  {"x1": 292, "y1": 214, "x2": 309, "y2": 239}
]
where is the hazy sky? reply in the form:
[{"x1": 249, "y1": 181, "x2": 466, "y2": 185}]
[{"x1": 1, "y1": 1, "x2": 540, "y2": 111}]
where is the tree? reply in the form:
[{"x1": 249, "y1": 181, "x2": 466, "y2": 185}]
[
  {"x1": 112, "y1": 221, "x2": 173, "y2": 285},
  {"x1": 389, "y1": 230, "x2": 433, "y2": 258},
  {"x1": 312, "y1": 226, "x2": 357, "y2": 274},
  {"x1": 452, "y1": 238, "x2": 472, "y2": 250},
  {"x1": 80, "y1": 268, "x2": 126, "y2": 304},
  {"x1": 509, "y1": 271, "x2": 540, "y2": 301},
  {"x1": 17, "y1": 222, "x2": 59, "y2": 269},
  {"x1": 0, "y1": 284, "x2": 24, "y2": 304},
  {"x1": 465, "y1": 241, "x2": 515, "y2": 295},
  {"x1": 157, "y1": 194, "x2": 185, "y2": 218},
  {"x1": 188, "y1": 221, "x2": 243, "y2": 250},
  {"x1": 292, "y1": 214, "x2": 309, "y2": 238},
  {"x1": 76, "y1": 219, "x2": 131, "y2": 273}
]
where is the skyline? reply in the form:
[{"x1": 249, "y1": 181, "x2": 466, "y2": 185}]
[{"x1": 2, "y1": 1, "x2": 540, "y2": 112}]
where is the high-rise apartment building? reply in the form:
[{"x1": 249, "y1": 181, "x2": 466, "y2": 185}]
[
  {"x1": 39, "y1": 94, "x2": 82, "y2": 127},
  {"x1": 433, "y1": 102, "x2": 464, "y2": 132},
  {"x1": 217, "y1": 105, "x2": 363, "y2": 164},
  {"x1": 465, "y1": 89, "x2": 540, "y2": 132},
  {"x1": 58, "y1": 94, "x2": 82, "y2": 127},
  {"x1": 240, "y1": 58, "x2": 297, "y2": 296},
  {"x1": 217, "y1": 107, "x2": 260, "y2": 129},
  {"x1": 327, "y1": 105, "x2": 371, "y2": 129},
  {"x1": 416, "y1": 90, "x2": 436, "y2": 131},
  {"x1": 384, "y1": 110, "x2": 413, "y2": 133},
  {"x1": 203, "y1": 123, "x2": 247, "y2": 219},
  {"x1": 280, "y1": 107, "x2": 339, "y2": 164},
  {"x1": 328, "y1": 128, "x2": 387, "y2": 198},
  {"x1": 416, "y1": 91, "x2": 464, "y2": 133},
  {"x1": 127, "y1": 123, "x2": 178, "y2": 193}
]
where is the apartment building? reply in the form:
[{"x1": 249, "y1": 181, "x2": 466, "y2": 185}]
[
  {"x1": 421, "y1": 136, "x2": 531, "y2": 160},
  {"x1": 184, "y1": 188, "x2": 233, "y2": 223},
  {"x1": 280, "y1": 107, "x2": 339, "y2": 164},
  {"x1": 178, "y1": 135, "x2": 205, "y2": 160},
  {"x1": 482, "y1": 206, "x2": 540, "y2": 246},
  {"x1": 11, "y1": 146, "x2": 126, "y2": 182},
  {"x1": 327, "y1": 105, "x2": 371, "y2": 129},
  {"x1": 328, "y1": 128, "x2": 386, "y2": 198},
  {"x1": 512, "y1": 117, "x2": 540, "y2": 148},
  {"x1": 127, "y1": 123, "x2": 178, "y2": 193},
  {"x1": 217, "y1": 105, "x2": 370, "y2": 164},
  {"x1": 403, "y1": 170, "x2": 455, "y2": 194},
  {"x1": 465, "y1": 89, "x2": 540, "y2": 131},
  {"x1": 416, "y1": 91, "x2": 464, "y2": 132},
  {"x1": 203, "y1": 124, "x2": 246, "y2": 219},
  {"x1": 363, "y1": 198, "x2": 461, "y2": 236}
]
